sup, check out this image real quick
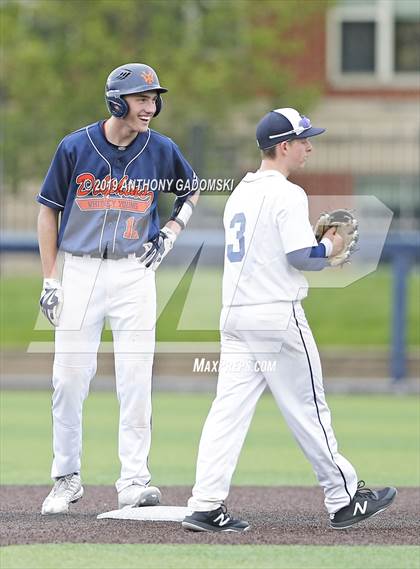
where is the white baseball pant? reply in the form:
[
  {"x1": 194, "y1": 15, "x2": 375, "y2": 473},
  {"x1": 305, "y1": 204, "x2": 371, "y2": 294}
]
[
  {"x1": 188, "y1": 301, "x2": 358, "y2": 514},
  {"x1": 51, "y1": 254, "x2": 156, "y2": 493}
]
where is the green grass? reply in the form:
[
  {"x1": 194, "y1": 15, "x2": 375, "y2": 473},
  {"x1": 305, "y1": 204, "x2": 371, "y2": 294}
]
[
  {"x1": 307, "y1": 268, "x2": 420, "y2": 347},
  {"x1": 1, "y1": 267, "x2": 419, "y2": 347},
  {"x1": 1, "y1": 391, "x2": 418, "y2": 486},
  {"x1": 1, "y1": 544, "x2": 419, "y2": 569}
]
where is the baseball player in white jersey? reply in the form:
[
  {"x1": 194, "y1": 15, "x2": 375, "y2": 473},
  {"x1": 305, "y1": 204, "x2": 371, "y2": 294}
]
[
  {"x1": 182, "y1": 108, "x2": 396, "y2": 532},
  {"x1": 38, "y1": 63, "x2": 199, "y2": 514}
]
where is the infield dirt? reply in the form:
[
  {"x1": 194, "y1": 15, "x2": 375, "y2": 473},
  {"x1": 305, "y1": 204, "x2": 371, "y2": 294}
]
[{"x1": 1, "y1": 486, "x2": 418, "y2": 546}]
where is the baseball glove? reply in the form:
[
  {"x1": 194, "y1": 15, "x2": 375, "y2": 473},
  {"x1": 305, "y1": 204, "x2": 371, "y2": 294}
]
[{"x1": 314, "y1": 209, "x2": 359, "y2": 267}]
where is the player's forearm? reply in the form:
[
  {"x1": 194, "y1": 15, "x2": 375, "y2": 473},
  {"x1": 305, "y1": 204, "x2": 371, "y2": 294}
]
[
  {"x1": 164, "y1": 219, "x2": 183, "y2": 236},
  {"x1": 287, "y1": 245, "x2": 329, "y2": 271},
  {"x1": 187, "y1": 191, "x2": 199, "y2": 208},
  {"x1": 142, "y1": 191, "x2": 200, "y2": 270},
  {"x1": 37, "y1": 206, "x2": 59, "y2": 278},
  {"x1": 167, "y1": 190, "x2": 200, "y2": 233}
]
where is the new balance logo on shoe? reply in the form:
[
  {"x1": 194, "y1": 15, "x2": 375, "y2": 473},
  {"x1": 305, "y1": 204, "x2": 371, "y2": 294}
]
[
  {"x1": 182, "y1": 505, "x2": 250, "y2": 533},
  {"x1": 353, "y1": 500, "x2": 367, "y2": 516},
  {"x1": 214, "y1": 512, "x2": 231, "y2": 526},
  {"x1": 330, "y1": 481, "x2": 397, "y2": 530}
]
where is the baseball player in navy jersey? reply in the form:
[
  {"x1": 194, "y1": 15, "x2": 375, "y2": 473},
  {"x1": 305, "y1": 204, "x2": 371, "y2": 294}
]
[
  {"x1": 182, "y1": 108, "x2": 396, "y2": 533},
  {"x1": 38, "y1": 63, "x2": 198, "y2": 515}
]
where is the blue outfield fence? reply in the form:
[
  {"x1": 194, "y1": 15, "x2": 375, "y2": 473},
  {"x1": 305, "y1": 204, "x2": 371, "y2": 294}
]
[
  {"x1": 385, "y1": 233, "x2": 420, "y2": 382},
  {"x1": 0, "y1": 232, "x2": 40, "y2": 253},
  {"x1": 1, "y1": 230, "x2": 419, "y2": 382}
]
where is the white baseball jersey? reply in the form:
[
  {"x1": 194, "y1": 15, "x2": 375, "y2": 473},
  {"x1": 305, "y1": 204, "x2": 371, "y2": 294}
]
[
  {"x1": 188, "y1": 168, "x2": 358, "y2": 516},
  {"x1": 222, "y1": 170, "x2": 316, "y2": 307}
]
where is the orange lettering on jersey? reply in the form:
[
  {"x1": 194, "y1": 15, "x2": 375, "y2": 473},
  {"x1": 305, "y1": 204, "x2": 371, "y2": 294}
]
[
  {"x1": 123, "y1": 216, "x2": 140, "y2": 239},
  {"x1": 75, "y1": 173, "x2": 95, "y2": 197},
  {"x1": 75, "y1": 173, "x2": 154, "y2": 205},
  {"x1": 75, "y1": 197, "x2": 153, "y2": 213}
]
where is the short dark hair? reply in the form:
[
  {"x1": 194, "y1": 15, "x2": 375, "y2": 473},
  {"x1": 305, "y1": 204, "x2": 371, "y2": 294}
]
[{"x1": 261, "y1": 145, "x2": 277, "y2": 159}]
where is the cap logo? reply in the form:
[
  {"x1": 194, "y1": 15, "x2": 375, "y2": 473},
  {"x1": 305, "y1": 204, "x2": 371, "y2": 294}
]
[
  {"x1": 268, "y1": 114, "x2": 312, "y2": 140},
  {"x1": 141, "y1": 71, "x2": 155, "y2": 85},
  {"x1": 298, "y1": 115, "x2": 311, "y2": 129}
]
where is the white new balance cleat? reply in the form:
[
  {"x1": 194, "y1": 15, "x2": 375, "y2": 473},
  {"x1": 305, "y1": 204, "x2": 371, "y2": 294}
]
[
  {"x1": 118, "y1": 485, "x2": 161, "y2": 508},
  {"x1": 41, "y1": 473, "x2": 84, "y2": 515}
]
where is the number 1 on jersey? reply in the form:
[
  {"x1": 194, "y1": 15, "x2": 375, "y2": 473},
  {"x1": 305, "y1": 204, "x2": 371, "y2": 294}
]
[
  {"x1": 227, "y1": 212, "x2": 246, "y2": 262},
  {"x1": 123, "y1": 217, "x2": 139, "y2": 240}
]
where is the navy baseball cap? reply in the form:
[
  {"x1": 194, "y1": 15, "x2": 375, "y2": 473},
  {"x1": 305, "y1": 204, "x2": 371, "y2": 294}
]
[{"x1": 256, "y1": 108, "x2": 325, "y2": 150}]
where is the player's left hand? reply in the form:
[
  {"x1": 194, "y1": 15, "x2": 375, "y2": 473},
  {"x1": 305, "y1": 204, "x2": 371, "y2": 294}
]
[
  {"x1": 314, "y1": 209, "x2": 359, "y2": 267},
  {"x1": 139, "y1": 226, "x2": 177, "y2": 270},
  {"x1": 40, "y1": 278, "x2": 64, "y2": 327}
]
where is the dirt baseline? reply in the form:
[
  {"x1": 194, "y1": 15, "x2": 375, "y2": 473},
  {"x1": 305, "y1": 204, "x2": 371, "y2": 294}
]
[{"x1": 1, "y1": 486, "x2": 419, "y2": 546}]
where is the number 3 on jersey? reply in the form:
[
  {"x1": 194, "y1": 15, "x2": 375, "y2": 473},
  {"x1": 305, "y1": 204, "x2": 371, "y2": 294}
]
[{"x1": 227, "y1": 213, "x2": 246, "y2": 262}]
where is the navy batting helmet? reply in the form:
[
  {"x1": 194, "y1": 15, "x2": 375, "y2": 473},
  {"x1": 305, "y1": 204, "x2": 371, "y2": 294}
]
[{"x1": 105, "y1": 63, "x2": 168, "y2": 118}]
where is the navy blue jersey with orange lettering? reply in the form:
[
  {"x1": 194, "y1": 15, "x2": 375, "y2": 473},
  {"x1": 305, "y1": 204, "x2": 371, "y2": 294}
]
[{"x1": 37, "y1": 121, "x2": 196, "y2": 257}]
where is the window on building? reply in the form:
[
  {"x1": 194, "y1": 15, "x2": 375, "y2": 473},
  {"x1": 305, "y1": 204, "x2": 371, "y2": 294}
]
[
  {"x1": 342, "y1": 22, "x2": 376, "y2": 72},
  {"x1": 394, "y1": 20, "x2": 420, "y2": 72}
]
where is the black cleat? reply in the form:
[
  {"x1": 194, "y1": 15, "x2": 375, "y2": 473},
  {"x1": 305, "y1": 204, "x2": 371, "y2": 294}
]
[
  {"x1": 330, "y1": 480, "x2": 397, "y2": 529},
  {"x1": 182, "y1": 505, "x2": 250, "y2": 533}
]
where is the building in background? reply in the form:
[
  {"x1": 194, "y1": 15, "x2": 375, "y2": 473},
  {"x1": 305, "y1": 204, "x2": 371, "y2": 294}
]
[
  {"x1": 284, "y1": 0, "x2": 420, "y2": 230},
  {"x1": 189, "y1": 0, "x2": 419, "y2": 232}
]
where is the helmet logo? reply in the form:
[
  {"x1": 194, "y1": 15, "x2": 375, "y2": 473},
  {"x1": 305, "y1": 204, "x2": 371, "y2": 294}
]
[
  {"x1": 141, "y1": 71, "x2": 155, "y2": 85},
  {"x1": 115, "y1": 70, "x2": 132, "y2": 80}
]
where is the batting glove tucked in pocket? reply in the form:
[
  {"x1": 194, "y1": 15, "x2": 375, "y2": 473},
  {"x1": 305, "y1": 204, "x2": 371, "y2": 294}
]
[
  {"x1": 40, "y1": 278, "x2": 64, "y2": 327},
  {"x1": 139, "y1": 227, "x2": 177, "y2": 271}
]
